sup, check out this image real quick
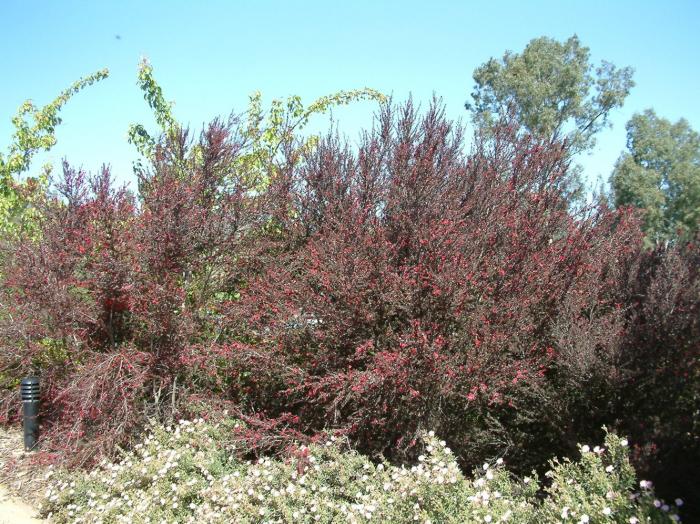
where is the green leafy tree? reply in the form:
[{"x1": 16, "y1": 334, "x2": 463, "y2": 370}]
[
  {"x1": 467, "y1": 35, "x2": 634, "y2": 153},
  {"x1": 610, "y1": 109, "x2": 700, "y2": 244},
  {"x1": 0, "y1": 69, "x2": 109, "y2": 238},
  {"x1": 129, "y1": 58, "x2": 386, "y2": 190},
  {"x1": 466, "y1": 35, "x2": 634, "y2": 200}
]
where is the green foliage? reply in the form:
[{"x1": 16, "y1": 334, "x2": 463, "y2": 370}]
[
  {"x1": 540, "y1": 434, "x2": 681, "y2": 523},
  {"x1": 0, "y1": 169, "x2": 48, "y2": 240},
  {"x1": 33, "y1": 337, "x2": 71, "y2": 369},
  {"x1": 467, "y1": 35, "x2": 634, "y2": 154},
  {"x1": 42, "y1": 420, "x2": 682, "y2": 523},
  {"x1": 127, "y1": 59, "x2": 179, "y2": 159},
  {"x1": 0, "y1": 69, "x2": 109, "y2": 238},
  {"x1": 0, "y1": 68, "x2": 109, "y2": 181},
  {"x1": 466, "y1": 35, "x2": 634, "y2": 202},
  {"x1": 610, "y1": 109, "x2": 700, "y2": 244},
  {"x1": 128, "y1": 59, "x2": 386, "y2": 190},
  {"x1": 238, "y1": 88, "x2": 385, "y2": 190}
]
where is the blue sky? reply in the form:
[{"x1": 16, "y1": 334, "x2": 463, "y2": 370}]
[{"x1": 1, "y1": 0, "x2": 699, "y2": 190}]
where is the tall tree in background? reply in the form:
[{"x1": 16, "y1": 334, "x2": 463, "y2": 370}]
[
  {"x1": 466, "y1": 35, "x2": 634, "y2": 200},
  {"x1": 610, "y1": 109, "x2": 700, "y2": 244}
]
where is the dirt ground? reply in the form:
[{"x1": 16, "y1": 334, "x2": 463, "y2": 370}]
[
  {"x1": 0, "y1": 427, "x2": 45, "y2": 522},
  {"x1": 0, "y1": 485, "x2": 42, "y2": 523}
]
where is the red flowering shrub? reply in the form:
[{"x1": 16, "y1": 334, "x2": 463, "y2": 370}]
[
  {"x1": 0, "y1": 119, "x2": 267, "y2": 464},
  {"x1": 612, "y1": 237, "x2": 699, "y2": 510},
  {"x1": 0, "y1": 100, "x2": 696, "y2": 515},
  {"x1": 220, "y1": 102, "x2": 648, "y2": 468}
]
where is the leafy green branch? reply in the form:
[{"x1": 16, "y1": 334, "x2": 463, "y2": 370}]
[
  {"x1": 128, "y1": 59, "x2": 386, "y2": 190},
  {"x1": 0, "y1": 68, "x2": 109, "y2": 238}
]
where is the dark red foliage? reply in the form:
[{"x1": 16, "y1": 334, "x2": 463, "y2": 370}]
[
  {"x1": 220, "y1": 102, "x2": 649, "y2": 466},
  {"x1": 612, "y1": 238, "x2": 699, "y2": 510},
  {"x1": 0, "y1": 119, "x2": 266, "y2": 464},
  {"x1": 0, "y1": 101, "x2": 696, "y2": 515}
]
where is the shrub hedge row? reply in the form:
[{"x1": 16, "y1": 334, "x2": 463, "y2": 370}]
[{"x1": 0, "y1": 101, "x2": 697, "y2": 515}]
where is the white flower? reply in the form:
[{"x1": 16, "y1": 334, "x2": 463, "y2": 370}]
[
  {"x1": 561, "y1": 506, "x2": 570, "y2": 519},
  {"x1": 675, "y1": 498, "x2": 684, "y2": 506},
  {"x1": 581, "y1": 445, "x2": 590, "y2": 453},
  {"x1": 639, "y1": 480, "x2": 652, "y2": 489},
  {"x1": 496, "y1": 458, "x2": 503, "y2": 465},
  {"x1": 629, "y1": 518, "x2": 639, "y2": 524},
  {"x1": 605, "y1": 465, "x2": 614, "y2": 473},
  {"x1": 620, "y1": 439, "x2": 628, "y2": 447},
  {"x1": 579, "y1": 515, "x2": 589, "y2": 524},
  {"x1": 484, "y1": 516, "x2": 492, "y2": 523},
  {"x1": 602, "y1": 507, "x2": 611, "y2": 516}
]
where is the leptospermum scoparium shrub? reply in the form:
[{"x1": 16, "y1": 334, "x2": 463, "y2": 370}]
[
  {"x1": 220, "y1": 102, "x2": 698, "y2": 509},
  {"x1": 0, "y1": 100, "x2": 697, "y2": 511},
  {"x1": 216, "y1": 102, "x2": 637, "y2": 461},
  {"x1": 41, "y1": 419, "x2": 683, "y2": 523},
  {"x1": 607, "y1": 238, "x2": 699, "y2": 510},
  {"x1": 0, "y1": 118, "x2": 269, "y2": 463}
]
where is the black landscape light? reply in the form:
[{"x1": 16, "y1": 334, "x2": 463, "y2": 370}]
[{"x1": 20, "y1": 376, "x2": 40, "y2": 451}]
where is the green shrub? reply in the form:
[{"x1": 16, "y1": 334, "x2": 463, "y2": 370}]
[{"x1": 41, "y1": 419, "x2": 682, "y2": 523}]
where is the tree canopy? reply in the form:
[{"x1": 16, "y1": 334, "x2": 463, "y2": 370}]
[
  {"x1": 610, "y1": 109, "x2": 700, "y2": 244},
  {"x1": 466, "y1": 35, "x2": 634, "y2": 156}
]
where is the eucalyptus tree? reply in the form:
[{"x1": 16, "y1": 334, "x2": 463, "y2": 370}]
[
  {"x1": 467, "y1": 35, "x2": 634, "y2": 201},
  {"x1": 611, "y1": 109, "x2": 700, "y2": 244}
]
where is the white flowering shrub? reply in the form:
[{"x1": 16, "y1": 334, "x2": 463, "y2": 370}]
[
  {"x1": 538, "y1": 434, "x2": 683, "y2": 523},
  {"x1": 41, "y1": 419, "x2": 682, "y2": 523}
]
